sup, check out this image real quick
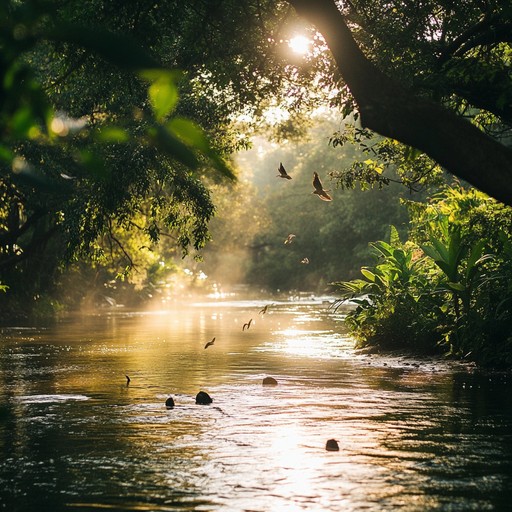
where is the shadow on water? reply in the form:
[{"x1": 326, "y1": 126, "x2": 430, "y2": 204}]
[{"x1": 1, "y1": 299, "x2": 512, "y2": 511}]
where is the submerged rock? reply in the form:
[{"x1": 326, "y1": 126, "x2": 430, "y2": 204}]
[
  {"x1": 325, "y1": 439, "x2": 339, "y2": 451},
  {"x1": 165, "y1": 396, "x2": 175, "y2": 408},
  {"x1": 195, "y1": 391, "x2": 213, "y2": 405},
  {"x1": 262, "y1": 376, "x2": 278, "y2": 386}
]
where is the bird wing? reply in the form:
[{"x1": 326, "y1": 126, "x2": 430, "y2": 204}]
[
  {"x1": 319, "y1": 190, "x2": 332, "y2": 201},
  {"x1": 279, "y1": 163, "x2": 287, "y2": 177},
  {"x1": 204, "y1": 337, "x2": 215, "y2": 348},
  {"x1": 313, "y1": 172, "x2": 323, "y2": 192}
]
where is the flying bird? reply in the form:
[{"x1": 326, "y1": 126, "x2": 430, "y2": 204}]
[
  {"x1": 301, "y1": 257, "x2": 310, "y2": 264},
  {"x1": 242, "y1": 319, "x2": 253, "y2": 331},
  {"x1": 312, "y1": 172, "x2": 332, "y2": 201},
  {"x1": 284, "y1": 234, "x2": 296, "y2": 244},
  {"x1": 259, "y1": 304, "x2": 271, "y2": 315},
  {"x1": 204, "y1": 337, "x2": 216, "y2": 349},
  {"x1": 277, "y1": 162, "x2": 292, "y2": 180},
  {"x1": 125, "y1": 375, "x2": 131, "y2": 385}
]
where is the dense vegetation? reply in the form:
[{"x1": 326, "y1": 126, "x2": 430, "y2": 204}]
[{"x1": 335, "y1": 185, "x2": 512, "y2": 367}]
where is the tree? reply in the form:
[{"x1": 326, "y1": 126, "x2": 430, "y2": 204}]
[
  {"x1": 0, "y1": 1, "x2": 236, "y2": 314},
  {"x1": 288, "y1": 0, "x2": 512, "y2": 205}
]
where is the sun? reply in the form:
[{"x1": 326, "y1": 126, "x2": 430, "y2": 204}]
[{"x1": 288, "y1": 35, "x2": 311, "y2": 55}]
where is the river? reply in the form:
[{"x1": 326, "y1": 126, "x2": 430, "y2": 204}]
[{"x1": 1, "y1": 298, "x2": 511, "y2": 511}]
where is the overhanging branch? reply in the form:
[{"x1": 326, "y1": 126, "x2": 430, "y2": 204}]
[{"x1": 288, "y1": 0, "x2": 512, "y2": 205}]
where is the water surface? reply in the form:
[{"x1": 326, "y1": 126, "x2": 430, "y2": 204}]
[{"x1": 1, "y1": 299, "x2": 511, "y2": 511}]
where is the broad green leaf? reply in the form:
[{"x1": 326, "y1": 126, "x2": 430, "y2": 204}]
[
  {"x1": 79, "y1": 150, "x2": 110, "y2": 181},
  {"x1": 421, "y1": 244, "x2": 440, "y2": 261},
  {"x1": 436, "y1": 260, "x2": 456, "y2": 280},
  {"x1": 167, "y1": 117, "x2": 209, "y2": 151},
  {"x1": 431, "y1": 238, "x2": 450, "y2": 263},
  {"x1": 394, "y1": 249, "x2": 406, "y2": 265},
  {"x1": 167, "y1": 118, "x2": 235, "y2": 179},
  {"x1": 371, "y1": 240, "x2": 394, "y2": 257},
  {"x1": 10, "y1": 107, "x2": 36, "y2": 138},
  {"x1": 149, "y1": 78, "x2": 178, "y2": 121},
  {"x1": 140, "y1": 69, "x2": 183, "y2": 82},
  {"x1": 360, "y1": 268, "x2": 376, "y2": 282}
]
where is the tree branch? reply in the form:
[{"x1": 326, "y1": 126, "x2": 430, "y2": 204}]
[{"x1": 288, "y1": 0, "x2": 512, "y2": 206}]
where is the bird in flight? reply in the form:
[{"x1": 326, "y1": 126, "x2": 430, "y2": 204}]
[
  {"x1": 312, "y1": 172, "x2": 332, "y2": 201},
  {"x1": 242, "y1": 319, "x2": 253, "y2": 331},
  {"x1": 277, "y1": 162, "x2": 292, "y2": 180},
  {"x1": 125, "y1": 375, "x2": 131, "y2": 385},
  {"x1": 259, "y1": 304, "x2": 271, "y2": 315},
  {"x1": 204, "y1": 337, "x2": 216, "y2": 349},
  {"x1": 301, "y1": 257, "x2": 310, "y2": 264},
  {"x1": 284, "y1": 234, "x2": 296, "y2": 244}
]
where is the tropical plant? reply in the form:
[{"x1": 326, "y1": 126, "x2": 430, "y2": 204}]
[
  {"x1": 336, "y1": 185, "x2": 512, "y2": 367},
  {"x1": 334, "y1": 226, "x2": 441, "y2": 351}
]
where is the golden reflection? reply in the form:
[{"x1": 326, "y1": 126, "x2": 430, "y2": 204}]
[
  {"x1": 271, "y1": 327, "x2": 353, "y2": 359},
  {"x1": 268, "y1": 423, "x2": 318, "y2": 497},
  {"x1": 1, "y1": 302, "x2": 491, "y2": 511},
  {"x1": 277, "y1": 328, "x2": 322, "y2": 358}
]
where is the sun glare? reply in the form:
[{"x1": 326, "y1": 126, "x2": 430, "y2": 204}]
[{"x1": 288, "y1": 35, "x2": 310, "y2": 55}]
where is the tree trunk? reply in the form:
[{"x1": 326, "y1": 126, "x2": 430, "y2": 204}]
[{"x1": 289, "y1": 0, "x2": 512, "y2": 206}]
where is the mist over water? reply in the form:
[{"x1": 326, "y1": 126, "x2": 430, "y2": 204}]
[{"x1": 1, "y1": 298, "x2": 512, "y2": 511}]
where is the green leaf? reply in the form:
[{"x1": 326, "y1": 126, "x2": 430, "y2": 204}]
[
  {"x1": 421, "y1": 244, "x2": 440, "y2": 261},
  {"x1": 466, "y1": 239, "x2": 485, "y2": 271},
  {"x1": 95, "y1": 126, "x2": 130, "y2": 143},
  {"x1": 360, "y1": 268, "x2": 376, "y2": 282},
  {"x1": 167, "y1": 117, "x2": 209, "y2": 151},
  {"x1": 0, "y1": 146, "x2": 14, "y2": 164},
  {"x1": 436, "y1": 260, "x2": 455, "y2": 280},
  {"x1": 148, "y1": 124, "x2": 198, "y2": 169},
  {"x1": 149, "y1": 77, "x2": 178, "y2": 121},
  {"x1": 446, "y1": 282, "x2": 466, "y2": 292},
  {"x1": 10, "y1": 107, "x2": 36, "y2": 138},
  {"x1": 371, "y1": 240, "x2": 394, "y2": 258},
  {"x1": 431, "y1": 238, "x2": 450, "y2": 263},
  {"x1": 79, "y1": 150, "x2": 110, "y2": 181}
]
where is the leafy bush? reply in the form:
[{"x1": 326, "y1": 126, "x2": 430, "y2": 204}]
[
  {"x1": 334, "y1": 226, "x2": 443, "y2": 352},
  {"x1": 335, "y1": 185, "x2": 512, "y2": 367}
]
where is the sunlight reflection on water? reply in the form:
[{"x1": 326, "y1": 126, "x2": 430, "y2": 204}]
[{"x1": 1, "y1": 298, "x2": 512, "y2": 511}]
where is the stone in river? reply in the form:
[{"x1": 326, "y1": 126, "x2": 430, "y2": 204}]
[
  {"x1": 262, "y1": 376, "x2": 278, "y2": 386},
  {"x1": 196, "y1": 391, "x2": 213, "y2": 405},
  {"x1": 326, "y1": 439, "x2": 340, "y2": 451}
]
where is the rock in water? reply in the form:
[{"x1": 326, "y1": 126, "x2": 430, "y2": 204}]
[
  {"x1": 196, "y1": 391, "x2": 213, "y2": 405},
  {"x1": 262, "y1": 376, "x2": 278, "y2": 386},
  {"x1": 326, "y1": 439, "x2": 339, "y2": 451},
  {"x1": 165, "y1": 396, "x2": 175, "y2": 408}
]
